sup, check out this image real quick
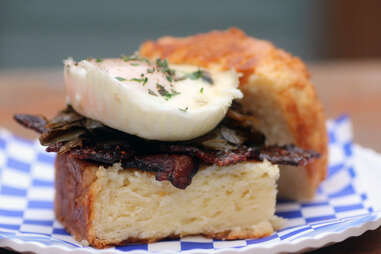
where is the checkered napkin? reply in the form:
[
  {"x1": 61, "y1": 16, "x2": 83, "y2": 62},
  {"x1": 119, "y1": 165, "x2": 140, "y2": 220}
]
[{"x1": 0, "y1": 116, "x2": 380, "y2": 253}]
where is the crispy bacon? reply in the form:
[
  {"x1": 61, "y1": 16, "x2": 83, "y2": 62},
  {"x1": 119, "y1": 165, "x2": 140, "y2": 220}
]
[
  {"x1": 125, "y1": 154, "x2": 198, "y2": 189},
  {"x1": 257, "y1": 144, "x2": 320, "y2": 167},
  {"x1": 14, "y1": 108, "x2": 320, "y2": 189},
  {"x1": 161, "y1": 144, "x2": 319, "y2": 167},
  {"x1": 63, "y1": 141, "x2": 319, "y2": 169},
  {"x1": 71, "y1": 144, "x2": 134, "y2": 165},
  {"x1": 162, "y1": 144, "x2": 250, "y2": 166}
]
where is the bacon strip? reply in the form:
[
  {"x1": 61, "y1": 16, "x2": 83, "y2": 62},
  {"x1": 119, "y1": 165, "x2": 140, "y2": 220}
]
[
  {"x1": 125, "y1": 154, "x2": 198, "y2": 189},
  {"x1": 14, "y1": 109, "x2": 320, "y2": 189},
  {"x1": 161, "y1": 144, "x2": 319, "y2": 167},
  {"x1": 71, "y1": 145, "x2": 134, "y2": 164},
  {"x1": 257, "y1": 144, "x2": 320, "y2": 167}
]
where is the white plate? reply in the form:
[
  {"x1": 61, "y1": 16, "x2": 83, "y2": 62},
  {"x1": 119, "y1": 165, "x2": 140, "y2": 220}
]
[{"x1": 0, "y1": 116, "x2": 380, "y2": 254}]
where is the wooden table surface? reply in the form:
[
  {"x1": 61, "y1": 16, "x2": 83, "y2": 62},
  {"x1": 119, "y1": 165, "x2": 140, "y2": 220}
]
[{"x1": 0, "y1": 60, "x2": 380, "y2": 253}]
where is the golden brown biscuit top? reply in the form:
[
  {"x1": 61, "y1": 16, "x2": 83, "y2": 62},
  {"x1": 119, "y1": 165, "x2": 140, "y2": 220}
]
[{"x1": 140, "y1": 28, "x2": 309, "y2": 84}]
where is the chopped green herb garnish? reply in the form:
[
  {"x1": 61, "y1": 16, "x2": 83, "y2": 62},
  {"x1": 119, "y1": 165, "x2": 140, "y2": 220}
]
[
  {"x1": 131, "y1": 63, "x2": 140, "y2": 66},
  {"x1": 130, "y1": 77, "x2": 148, "y2": 85},
  {"x1": 156, "y1": 58, "x2": 175, "y2": 78},
  {"x1": 148, "y1": 89, "x2": 157, "y2": 96},
  {"x1": 175, "y1": 69, "x2": 214, "y2": 84},
  {"x1": 188, "y1": 70, "x2": 203, "y2": 80},
  {"x1": 95, "y1": 58, "x2": 103, "y2": 63},
  {"x1": 156, "y1": 58, "x2": 169, "y2": 69},
  {"x1": 147, "y1": 67, "x2": 155, "y2": 73},
  {"x1": 121, "y1": 54, "x2": 139, "y2": 62},
  {"x1": 142, "y1": 77, "x2": 148, "y2": 86},
  {"x1": 157, "y1": 84, "x2": 169, "y2": 97},
  {"x1": 121, "y1": 54, "x2": 150, "y2": 64},
  {"x1": 166, "y1": 75, "x2": 173, "y2": 82},
  {"x1": 156, "y1": 83, "x2": 180, "y2": 100},
  {"x1": 200, "y1": 71, "x2": 214, "y2": 84},
  {"x1": 179, "y1": 107, "x2": 189, "y2": 112},
  {"x1": 115, "y1": 76, "x2": 126, "y2": 81},
  {"x1": 200, "y1": 87, "x2": 204, "y2": 93}
]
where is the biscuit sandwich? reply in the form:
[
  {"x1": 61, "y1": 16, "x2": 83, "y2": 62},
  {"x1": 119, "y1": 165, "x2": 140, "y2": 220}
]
[{"x1": 14, "y1": 28, "x2": 326, "y2": 248}]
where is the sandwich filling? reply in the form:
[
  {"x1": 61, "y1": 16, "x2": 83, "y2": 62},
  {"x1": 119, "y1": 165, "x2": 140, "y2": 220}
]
[
  {"x1": 15, "y1": 105, "x2": 319, "y2": 189},
  {"x1": 14, "y1": 55, "x2": 320, "y2": 190}
]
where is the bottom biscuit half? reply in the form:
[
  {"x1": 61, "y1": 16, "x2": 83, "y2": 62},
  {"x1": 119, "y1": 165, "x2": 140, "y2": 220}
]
[{"x1": 55, "y1": 153, "x2": 284, "y2": 248}]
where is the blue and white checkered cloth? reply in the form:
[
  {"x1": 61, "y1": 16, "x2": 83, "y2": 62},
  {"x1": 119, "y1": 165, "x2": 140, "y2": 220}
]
[{"x1": 0, "y1": 116, "x2": 380, "y2": 253}]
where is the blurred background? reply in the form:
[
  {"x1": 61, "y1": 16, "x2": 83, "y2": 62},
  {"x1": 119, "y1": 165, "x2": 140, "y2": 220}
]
[
  {"x1": 0, "y1": 0, "x2": 380, "y2": 151},
  {"x1": 0, "y1": 0, "x2": 325, "y2": 68}
]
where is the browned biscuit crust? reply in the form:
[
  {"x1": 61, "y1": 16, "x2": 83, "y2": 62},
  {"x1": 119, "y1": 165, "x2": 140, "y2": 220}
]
[
  {"x1": 54, "y1": 153, "x2": 96, "y2": 244},
  {"x1": 139, "y1": 28, "x2": 307, "y2": 85},
  {"x1": 140, "y1": 28, "x2": 328, "y2": 200},
  {"x1": 55, "y1": 153, "x2": 158, "y2": 248}
]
